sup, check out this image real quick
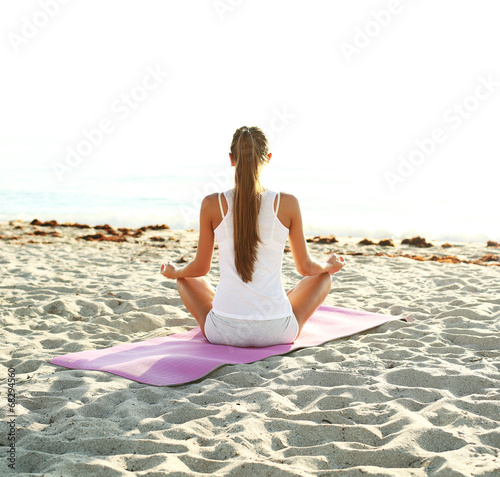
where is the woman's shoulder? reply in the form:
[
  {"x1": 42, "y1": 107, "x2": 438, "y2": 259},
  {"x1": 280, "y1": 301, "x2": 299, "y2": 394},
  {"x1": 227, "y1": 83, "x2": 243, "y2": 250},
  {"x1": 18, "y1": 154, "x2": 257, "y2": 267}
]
[
  {"x1": 201, "y1": 192, "x2": 226, "y2": 213},
  {"x1": 203, "y1": 190, "x2": 234, "y2": 210},
  {"x1": 274, "y1": 191, "x2": 299, "y2": 206},
  {"x1": 275, "y1": 191, "x2": 295, "y2": 198},
  {"x1": 272, "y1": 192, "x2": 300, "y2": 220},
  {"x1": 203, "y1": 189, "x2": 232, "y2": 201}
]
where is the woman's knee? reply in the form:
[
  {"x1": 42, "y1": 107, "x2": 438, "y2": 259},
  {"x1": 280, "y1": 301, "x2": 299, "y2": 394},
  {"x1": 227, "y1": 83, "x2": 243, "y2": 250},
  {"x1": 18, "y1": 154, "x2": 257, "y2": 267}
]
[
  {"x1": 319, "y1": 271, "x2": 333, "y2": 289},
  {"x1": 175, "y1": 277, "x2": 191, "y2": 291}
]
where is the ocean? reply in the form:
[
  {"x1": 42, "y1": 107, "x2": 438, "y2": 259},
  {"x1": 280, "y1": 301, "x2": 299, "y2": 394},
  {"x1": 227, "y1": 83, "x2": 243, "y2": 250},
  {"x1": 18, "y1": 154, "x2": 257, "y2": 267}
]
[{"x1": 1, "y1": 163, "x2": 498, "y2": 243}]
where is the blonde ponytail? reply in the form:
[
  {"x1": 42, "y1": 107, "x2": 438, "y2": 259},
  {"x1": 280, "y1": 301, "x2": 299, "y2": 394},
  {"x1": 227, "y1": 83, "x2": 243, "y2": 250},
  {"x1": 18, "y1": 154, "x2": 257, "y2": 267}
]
[{"x1": 230, "y1": 126, "x2": 269, "y2": 283}]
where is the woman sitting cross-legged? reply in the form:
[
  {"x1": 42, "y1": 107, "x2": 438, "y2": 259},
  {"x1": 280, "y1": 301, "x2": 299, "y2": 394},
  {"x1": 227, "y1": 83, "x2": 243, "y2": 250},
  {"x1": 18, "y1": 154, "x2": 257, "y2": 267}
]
[{"x1": 160, "y1": 126, "x2": 345, "y2": 347}]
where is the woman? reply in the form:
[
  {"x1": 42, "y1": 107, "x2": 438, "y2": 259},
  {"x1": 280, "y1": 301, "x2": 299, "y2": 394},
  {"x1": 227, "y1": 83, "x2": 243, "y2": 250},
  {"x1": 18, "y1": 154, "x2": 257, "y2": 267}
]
[{"x1": 160, "y1": 126, "x2": 345, "y2": 347}]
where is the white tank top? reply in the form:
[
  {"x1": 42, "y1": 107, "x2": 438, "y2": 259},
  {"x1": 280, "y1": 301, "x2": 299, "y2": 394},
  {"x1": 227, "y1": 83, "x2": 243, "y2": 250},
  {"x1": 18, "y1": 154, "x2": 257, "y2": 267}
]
[{"x1": 212, "y1": 188, "x2": 294, "y2": 320}]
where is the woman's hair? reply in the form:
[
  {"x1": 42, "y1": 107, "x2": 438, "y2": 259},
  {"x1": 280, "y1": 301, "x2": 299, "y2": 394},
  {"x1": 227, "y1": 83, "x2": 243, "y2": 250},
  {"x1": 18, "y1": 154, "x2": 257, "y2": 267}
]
[{"x1": 230, "y1": 126, "x2": 269, "y2": 283}]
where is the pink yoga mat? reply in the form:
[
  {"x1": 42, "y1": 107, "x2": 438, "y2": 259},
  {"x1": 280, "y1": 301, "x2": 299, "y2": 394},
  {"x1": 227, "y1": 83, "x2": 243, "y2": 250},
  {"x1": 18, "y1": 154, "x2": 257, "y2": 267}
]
[{"x1": 49, "y1": 305, "x2": 413, "y2": 386}]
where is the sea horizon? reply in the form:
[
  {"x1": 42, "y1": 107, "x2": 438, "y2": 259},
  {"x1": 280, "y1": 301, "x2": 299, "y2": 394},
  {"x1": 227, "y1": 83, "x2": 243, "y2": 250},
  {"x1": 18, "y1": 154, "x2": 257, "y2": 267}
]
[
  {"x1": 2, "y1": 184, "x2": 498, "y2": 244},
  {"x1": 2, "y1": 161, "x2": 499, "y2": 244}
]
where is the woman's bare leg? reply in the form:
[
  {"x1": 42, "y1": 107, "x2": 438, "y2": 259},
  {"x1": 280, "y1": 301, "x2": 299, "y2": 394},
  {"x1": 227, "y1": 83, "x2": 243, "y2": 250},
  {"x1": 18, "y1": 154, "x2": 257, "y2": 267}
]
[
  {"x1": 286, "y1": 273, "x2": 332, "y2": 336},
  {"x1": 176, "y1": 277, "x2": 216, "y2": 339}
]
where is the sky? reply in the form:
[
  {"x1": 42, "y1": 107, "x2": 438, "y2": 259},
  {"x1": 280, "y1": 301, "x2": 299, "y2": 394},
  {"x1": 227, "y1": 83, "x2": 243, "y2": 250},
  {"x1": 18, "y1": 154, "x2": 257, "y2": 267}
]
[{"x1": 1, "y1": 1, "x2": 499, "y2": 240}]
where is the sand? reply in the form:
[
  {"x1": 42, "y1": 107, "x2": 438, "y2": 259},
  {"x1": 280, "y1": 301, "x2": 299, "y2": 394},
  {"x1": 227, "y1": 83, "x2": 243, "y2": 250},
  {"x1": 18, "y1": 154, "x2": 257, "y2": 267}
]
[{"x1": 1, "y1": 220, "x2": 499, "y2": 476}]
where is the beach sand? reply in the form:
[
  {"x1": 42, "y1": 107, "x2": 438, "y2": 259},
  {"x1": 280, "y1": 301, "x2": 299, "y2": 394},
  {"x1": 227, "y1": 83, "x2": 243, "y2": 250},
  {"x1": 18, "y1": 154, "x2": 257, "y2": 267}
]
[{"x1": 1, "y1": 220, "x2": 499, "y2": 476}]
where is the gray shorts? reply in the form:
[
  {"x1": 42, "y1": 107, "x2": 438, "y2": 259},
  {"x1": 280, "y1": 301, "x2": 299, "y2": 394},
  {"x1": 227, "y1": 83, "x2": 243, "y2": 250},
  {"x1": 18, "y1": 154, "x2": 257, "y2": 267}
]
[{"x1": 205, "y1": 309, "x2": 299, "y2": 348}]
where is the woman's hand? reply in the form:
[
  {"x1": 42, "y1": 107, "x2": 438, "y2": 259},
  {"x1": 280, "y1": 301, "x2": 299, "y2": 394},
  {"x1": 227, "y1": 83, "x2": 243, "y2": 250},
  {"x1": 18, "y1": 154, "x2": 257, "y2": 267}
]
[
  {"x1": 326, "y1": 253, "x2": 346, "y2": 274},
  {"x1": 160, "y1": 261, "x2": 178, "y2": 279}
]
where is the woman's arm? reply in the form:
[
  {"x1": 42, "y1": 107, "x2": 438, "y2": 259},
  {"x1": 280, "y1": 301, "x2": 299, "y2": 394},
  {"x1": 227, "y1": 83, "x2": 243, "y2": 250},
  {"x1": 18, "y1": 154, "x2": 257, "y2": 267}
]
[
  {"x1": 287, "y1": 194, "x2": 345, "y2": 276},
  {"x1": 161, "y1": 196, "x2": 215, "y2": 279}
]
